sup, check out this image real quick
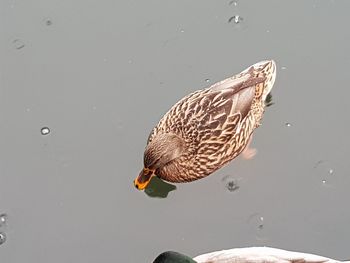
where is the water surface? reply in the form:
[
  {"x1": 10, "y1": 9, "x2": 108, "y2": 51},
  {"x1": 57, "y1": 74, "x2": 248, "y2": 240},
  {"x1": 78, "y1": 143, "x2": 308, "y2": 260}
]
[{"x1": 0, "y1": 0, "x2": 349, "y2": 262}]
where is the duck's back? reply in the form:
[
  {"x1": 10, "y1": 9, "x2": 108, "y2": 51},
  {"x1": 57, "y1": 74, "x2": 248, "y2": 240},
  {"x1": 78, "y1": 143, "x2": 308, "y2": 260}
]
[{"x1": 148, "y1": 61, "x2": 276, "y2": 183}]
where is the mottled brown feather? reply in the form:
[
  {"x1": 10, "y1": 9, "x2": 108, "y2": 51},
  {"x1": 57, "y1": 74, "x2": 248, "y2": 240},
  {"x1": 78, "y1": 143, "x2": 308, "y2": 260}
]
[{"x1": 143, "y1": 61, "x2": 276, "y2": 183}]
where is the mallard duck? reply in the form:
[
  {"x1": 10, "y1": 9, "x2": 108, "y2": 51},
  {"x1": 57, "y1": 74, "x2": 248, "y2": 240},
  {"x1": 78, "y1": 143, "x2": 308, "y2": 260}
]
[
  {"x1": 134, "y1": 60, "x2": 276, "y2": 190},
  {"x1": 153, "y1": 247, "x2": 348, "y2": 263}
]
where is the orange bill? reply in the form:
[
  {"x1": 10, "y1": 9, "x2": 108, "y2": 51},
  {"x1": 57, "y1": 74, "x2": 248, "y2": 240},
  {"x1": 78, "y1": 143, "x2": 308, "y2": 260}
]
[{"x1": 134, "y1": 168, "x2": 155, "y2": 190}]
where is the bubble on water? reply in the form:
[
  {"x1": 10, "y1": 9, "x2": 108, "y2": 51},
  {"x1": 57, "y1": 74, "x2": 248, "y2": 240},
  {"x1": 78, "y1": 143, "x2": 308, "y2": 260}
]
[
  {"x1": 313, "y1": 160, "x2": 335, "y2": 186},
  {"x1": 229, "y1": 0, "x2": 238, "y2": 6},
  {"x1": 205, "y1": 79, "x2": 210, "y2": 83},
  {"x1": 222, "y1": 175, "x2": 240, "y2": 192},
  {"x1": 12, "y1": 39, "x2": 25, "y2": 50},
  {"x1": 285, "y1": 122, "x2": 292, "y2": 127},
  {"x1": 0, "y1": 214, "x2": 7, "y2": 227},
  {"x1": 180, "y1": 29, "x2": 185, "y2": 33},
  {"x1": 0, "y1": 232, "x2": 6, "y2": 245},
  {"x1": 281, "y1": 66, "x2": 287, "y2": 70},
  {"x1": 228, "y1": 15, "x2": 243, "y2": 24},
  {"x1": 247, "y1": 213, "x2": 267, "y2": 240},
  {"x1": 266, "y1": 30, "x2": 270, "y2": 33},
  {"x1": 44, "y1": 18, "x2": 52, "y2": 26},
  {"x1": 226, "y1": 179, "x2": 239, "y2": 192},
  {"x1": 41, "y1": 127, "x2": 50, "y2": 135}
]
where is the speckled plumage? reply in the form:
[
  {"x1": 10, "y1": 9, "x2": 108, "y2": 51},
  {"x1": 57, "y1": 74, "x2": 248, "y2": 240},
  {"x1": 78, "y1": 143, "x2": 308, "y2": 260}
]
[{"x1": 139, "y1": 60, "x2": 276, "y2": 185}]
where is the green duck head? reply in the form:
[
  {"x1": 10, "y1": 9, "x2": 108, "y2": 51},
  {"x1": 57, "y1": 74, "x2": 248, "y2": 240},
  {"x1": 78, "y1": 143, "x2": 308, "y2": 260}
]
[{"x1": 153, "y1": 251, "x2": 197, "y2": 263}]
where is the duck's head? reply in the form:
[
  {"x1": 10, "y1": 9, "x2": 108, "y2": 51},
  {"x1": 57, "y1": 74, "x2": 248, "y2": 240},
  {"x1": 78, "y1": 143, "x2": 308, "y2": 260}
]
[
  {"x1": 153, "y1": 251, "x2": 196, "y2": 263},
  {"x1": 134, "y1": 167, "x2": 156, "y2": 190},
  {"x1": 134, "y1": 133, "x2": 185, "y2": 190}
]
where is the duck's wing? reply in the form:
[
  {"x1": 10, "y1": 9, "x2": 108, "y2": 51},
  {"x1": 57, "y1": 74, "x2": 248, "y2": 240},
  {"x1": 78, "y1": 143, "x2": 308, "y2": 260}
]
[
  {"x1": 149, "y1": 73, "x2": 266, "y2": 182},
  {"x1": 193, "y1": 247, "x2": 347, "y2": 263},
  {"x1": 147, "y1": 70, "x2": 265, "y2": 146}
]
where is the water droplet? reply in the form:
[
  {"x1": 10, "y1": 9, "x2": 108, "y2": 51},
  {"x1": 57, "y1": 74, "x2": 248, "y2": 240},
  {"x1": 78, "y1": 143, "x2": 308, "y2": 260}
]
[
  {"x1": 229, "y1": 0, "x2": 238, "y2": 6},
  {"x1": 0, "y1": 232, "x2": 6, "y2": 245},
  {"x1": 44, "y1": 18, "x2": 52, "y2": 26},
  {"x1": 266, "y1": 30, "x2": 270, "y2": 33},
  {"x1": 222, "y1": 175, "x2": 240, "y2": 192},
  {"x1": 247, "y1": 213, "x2": 267, "y2": 240},
  {"x1": 313, "y1": 160, "x2": 335, "y2": 186},
  {"x1": 25, "y1": 108, "x2": 31, "y2": 112},
  {"x1": 281, "y1": 66, "x2": 287, "y2": 70},
  {"x1": 180, "y1": 29, "x2": 185, "y2": 33},
  {"x1": 103, "y1": 58, "x2": 107, "y2": 62},
  {"x1": 285, "y1": 122, "x2": 292, "y2": 127},
  {"x1": 41, "y1": 127, "x2": 50, "y2": 135},
  {"x1": 0, "y1": 214, "x2": 7, "y2": 227},
  {"x1": 258, "y1": 217, "x2": 264, "y2": 229},
  {"x1": 228, "y1": 15, "x2": 243, "y2": 24},
  {"x1": 12, "y1": 39, "x2": 25, "y2": 50},
  {"x1": 205, "y1": 79, "x2": 210, "y2": 83},
  {"x1": 227, "y1": 180, "x2": 239, "y2": 192}
]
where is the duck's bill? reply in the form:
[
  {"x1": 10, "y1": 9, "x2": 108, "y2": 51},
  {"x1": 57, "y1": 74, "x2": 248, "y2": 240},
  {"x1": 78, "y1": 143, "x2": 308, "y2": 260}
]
[{"x1": 134, "y1": 168, "x2": 155, "y2": 190}]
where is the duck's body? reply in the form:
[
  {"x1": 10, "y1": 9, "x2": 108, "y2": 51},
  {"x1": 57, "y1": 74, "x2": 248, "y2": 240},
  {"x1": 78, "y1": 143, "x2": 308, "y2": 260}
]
[
  {"x1": 135, "y1": 60, "x2": 276, "y2": 190},
  {"x1": 193, "y1": 247, "x2": 347, "y2": 263},
  {"x1": 153, "y1": 247, "x2": 348, "y2": 263}
]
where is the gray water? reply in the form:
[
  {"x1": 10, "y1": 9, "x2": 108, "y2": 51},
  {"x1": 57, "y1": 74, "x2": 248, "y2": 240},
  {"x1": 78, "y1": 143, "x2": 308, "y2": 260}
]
[{"x1": 1, "y1": 0, "x2": 350, "y2": 262}]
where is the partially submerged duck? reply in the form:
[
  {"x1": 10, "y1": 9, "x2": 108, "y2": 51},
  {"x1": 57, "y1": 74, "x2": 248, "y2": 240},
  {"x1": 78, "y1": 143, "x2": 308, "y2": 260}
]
[
  {"x1": 153, "y1": 247, "x2": 348, "y2": 263},
  {"x1": 135, "y1": 60, "x2": 276, "y2": 190}
]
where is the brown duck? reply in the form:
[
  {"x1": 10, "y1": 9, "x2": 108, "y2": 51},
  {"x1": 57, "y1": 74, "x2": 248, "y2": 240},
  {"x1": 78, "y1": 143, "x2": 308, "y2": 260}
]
[{"x1": 134, "y1": 60, "x2": 276, "y2": 190}]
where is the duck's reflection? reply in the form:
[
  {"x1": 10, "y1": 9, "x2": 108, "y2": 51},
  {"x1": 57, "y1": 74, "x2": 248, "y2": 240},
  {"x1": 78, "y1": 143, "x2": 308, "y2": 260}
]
[{"x1": 144, "y1": 176, "x2": 176, "y2": 198}]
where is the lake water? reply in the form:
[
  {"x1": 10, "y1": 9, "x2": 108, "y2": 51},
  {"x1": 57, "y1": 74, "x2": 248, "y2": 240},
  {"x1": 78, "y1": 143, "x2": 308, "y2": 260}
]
[{"x1": 0, "y1": 0, "x2": 349, "y2": 262}]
